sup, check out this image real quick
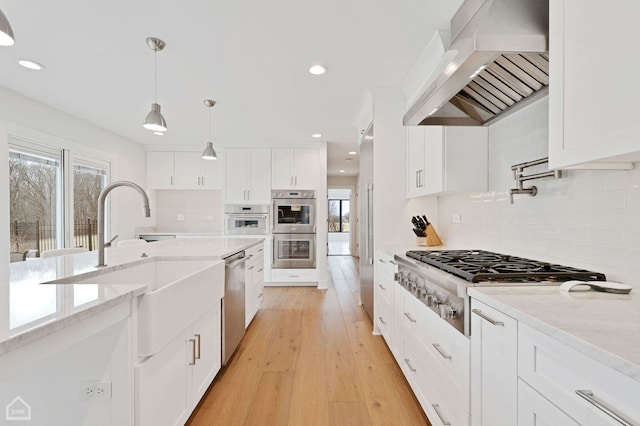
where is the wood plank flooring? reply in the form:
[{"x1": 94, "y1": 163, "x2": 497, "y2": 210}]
[{"x1": 186, "y1": 256, "x2": 430, "y2": 426}]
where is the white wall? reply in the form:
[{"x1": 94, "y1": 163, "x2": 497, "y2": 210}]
[
  {"x1": 436, "y1": 97, "x2": 640, "y2": 286},
  {"x1": 0, "y1": 86, "x2": 150, "y2": 264}
]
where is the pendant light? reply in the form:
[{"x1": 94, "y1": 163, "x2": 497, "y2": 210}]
[
  {"x1": 143, "y1": 37, "x2": 167, "y2": 132},
  {"x1": 202, "y1": 99, "x2": 218, "y2": 160},
  {"x1": 0, "y1": 8, "x2": 15, "y2": 46}
]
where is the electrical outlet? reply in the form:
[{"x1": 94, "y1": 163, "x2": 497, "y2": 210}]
[
  {"x1": 79, "y1": 380, "x2": 112, "y2": 400},
  {"x1": 177, "y1": 214, "x2": 185, "y2": 221},
  {"x1": 452, "y1": 214, "x2": 461, "y2": 224}
]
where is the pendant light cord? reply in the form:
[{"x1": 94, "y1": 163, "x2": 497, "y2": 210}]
[
  {"x1": 208, "y1": 106, "x2": 212, "y2": 139},
  {"x1": 154, "y1": 48, "x2": 158, "y2": 103}
]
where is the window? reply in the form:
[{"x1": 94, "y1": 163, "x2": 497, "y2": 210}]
[
  {"x1": 328, "y1": 199, "x2": 350, "y2": 233},
  {"x1": 9, "y1": 143, "x2": 63, "y2": 256},
  {"x1": 8, "y1": 138, "x2": 110, "y2": 258}
]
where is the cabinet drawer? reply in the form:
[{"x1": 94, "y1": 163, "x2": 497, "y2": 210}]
[
  {"x1": 375, "y1": 296, "x2": 393, "y2": 345},
  {"x1": 400, "y1": 287, "x2": 431, "y2": 351},
  {"x1": 424, "y1": 308, "x2": 470, "y2": 412},
  {"x1": 518, "y1": 379, "x2": 579, "y2": 426},
  {"x1": 270, "y1": 268, "x2": 317, "y2": 282},
  {"x1": 374, "y1": 274, "x2": 393, "y2": 306},
  {"x1": 518, "y1": 323, "x2": 640, "y2": 425},
  {"x1": 403, "y1": 337, "x2": 468, "y2": 426}
]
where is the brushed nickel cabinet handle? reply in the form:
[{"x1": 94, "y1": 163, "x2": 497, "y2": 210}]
[
  {"x1": 194, "y1": 334, "x2": 201, "y2": 360},
  {"x1": 472, "y1": 308, "x2": 504, "y2": 326},
  {"x1": 378, "y1": 316, "x2": 387, "y2": 325},
  {"x1": 432, "y1": 343, "x2": 452, "y2": 360},
  {"x1": 404, "y1": 312, "x2": 417, "y2": 323},
  {"x1": 378, "y1": 284, "x2": 387, "y2": 290},
  {"x1": 431, "y1": 404, "x2": 451, "y2": 426},
  {"x1": 188, "y1": 339, "x2": 196, "y2": 365},
  {"x1": 404, "y1": 358, "x2": 417, "y2": 372},
  {"x1": 389, "y1": 260, "x2": 397, "y2": 265},
  {"x1": 575, "y1": 390, "x2": 634, "y2": 426},
  {"x1": 378, "y1": 258, "x2": 385, "y2": 263}
]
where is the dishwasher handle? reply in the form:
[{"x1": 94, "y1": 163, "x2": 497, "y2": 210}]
[{"x1": 227, "y1": 257, "x2": 247, "y2": 269}]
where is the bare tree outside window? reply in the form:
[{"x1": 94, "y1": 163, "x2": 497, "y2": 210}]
[{"x1": 328, "y1": 199, "x2": 350, "y2": 233}]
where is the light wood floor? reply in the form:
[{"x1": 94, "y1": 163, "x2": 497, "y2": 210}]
[{"x1": 186, "y1": 256, "x2": 430, "y2": 426}]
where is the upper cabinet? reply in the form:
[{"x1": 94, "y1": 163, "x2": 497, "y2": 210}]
[
  {"x1": 406, "y1": 126, "x2": 488, "y2": 198},
  {"x1": 146, "y1": 151, "x2": 224, "y2": 190},
  {"x1": 225, "y1": 149, "x2": 271, "y2": 204},
  {"x1": 271, "y1": 149, "x2": 319, "y2": 190},
  {"x1": 549, "y1": 1, "x2": 640, "y2": 169}
]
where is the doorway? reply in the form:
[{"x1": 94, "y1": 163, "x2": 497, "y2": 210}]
[{"x1": 328, "y1": 188, "x2": 351, "y2": 256}]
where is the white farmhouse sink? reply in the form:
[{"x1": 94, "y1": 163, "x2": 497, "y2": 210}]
[{"x1": 48, "y1": 258, "x2": 225, "y2": 356}]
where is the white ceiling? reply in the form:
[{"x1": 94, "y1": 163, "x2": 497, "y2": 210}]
[{"x1": 0, "y1": 0, "x2": 461, "y2": 176}]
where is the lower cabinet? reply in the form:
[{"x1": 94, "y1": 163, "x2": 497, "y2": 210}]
[
  {"x1": 470, "y1": 295, "x2": 640, "y2": 426},
  {"x1": 470, "y1": 299, "x2": 517, "y2": 426},
  {"x1": 136, "y1": 305, "x2": 221, "y2": 426},
  {"x1": 245, "y1": 243, "x2": 265, "y2": 327}
]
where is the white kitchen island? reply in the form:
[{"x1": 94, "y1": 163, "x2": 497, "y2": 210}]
[{"x1": 0, "y1": 237, "x2": 262, "y2": 426}]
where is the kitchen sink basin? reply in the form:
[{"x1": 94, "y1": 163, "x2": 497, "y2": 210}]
[{"x1": 47, "y1": 258, "x2": 225, "y2": 356}]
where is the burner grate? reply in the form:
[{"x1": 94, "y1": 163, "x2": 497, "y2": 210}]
[{"x1": 406, "y1": 249, "x2": 606, "y2": 283}]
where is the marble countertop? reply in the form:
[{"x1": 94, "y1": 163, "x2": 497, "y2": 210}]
[
  {"x1": 468, "y1": 286, "x2": 640, "y2": 383},
  {"x1": 1, "y1": 237, "x2": 264, "y2": 356}
]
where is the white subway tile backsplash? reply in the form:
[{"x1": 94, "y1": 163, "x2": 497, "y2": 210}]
[
  {"x1": 155, "y1": 189, "x2": 223, "y2": 233},
  {"x1": 436, "y1": 97, "x2": 640, "y2": 287}
]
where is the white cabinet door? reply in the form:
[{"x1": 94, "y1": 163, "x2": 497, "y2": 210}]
[
  {"x1": 470, "y1": 299, "x2": 518, "y2": 426},
  {"x1": 292, "y1": 149, "x2": 318, "y2": 189},
  {"x1": 146, "y1": 152, "x2": 175, "y2": 189},
  {"x1": 190, "y1": 307, "x2": 221, "y2": 406},
  {"x1": 202, "y1": 151, "x2": 224, "y2": 190},
  {"x1": 225, "y1": 150, "x2": 249, "y2": 203},
  {"x1": 423, "y1": 126, "x2": 445, "y2": 196},
  {"x1": 549, "y1": 1, "x2": 640, "y2": 168},
  {"x1": 174, "y1": 152, "x2": 203, "y2": 189},
  {"x1": 518, "y1": 379, "x2": 579, "y2": 426},
  {"x1": 137, "y1": 327, "x2": 190, "y2": 426},
  {"x1": 271, "y1": 149, "x2": 295, "y2": 189},
  {"x1": 406, "y1": 126, "x2": 425, "y2": 198},
  {"x1": 248, "y1": 149, "x2": 271, "y2": 203}
]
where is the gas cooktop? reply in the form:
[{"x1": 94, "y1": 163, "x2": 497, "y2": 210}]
[{"x1": 406, "y1": 249, "x2": 607, "y2": 283}]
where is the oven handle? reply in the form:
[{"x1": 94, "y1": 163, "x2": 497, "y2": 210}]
[
  {"x1": 226, "y1": 214, "x2": 269, "y2": 219},
  {"x1": 472, "y1": 309, "x2": 504, "y2": 326}
]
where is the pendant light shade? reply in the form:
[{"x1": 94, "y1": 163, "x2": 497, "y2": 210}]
[
  {"x1": 143, "y1": 37, "x2": 167, "y2": 132},
  {"x1": 143, "y1": 103, "x2": 167, "y2": 132},
  {"x1": 0, "y1": 8, "x2": 15, "y2": 46},
  {"x1": 202, "y1": 99, "x2": 218, "y2": 160}
]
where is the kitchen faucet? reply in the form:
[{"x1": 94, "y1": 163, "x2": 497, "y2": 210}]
[{"x1": 97, "y1": 181, "x2": 151, "y2": 267}]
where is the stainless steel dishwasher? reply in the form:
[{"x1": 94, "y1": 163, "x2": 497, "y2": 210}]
[{"x1": 222, "y1": 250, "x2": 247, "y2": 365}]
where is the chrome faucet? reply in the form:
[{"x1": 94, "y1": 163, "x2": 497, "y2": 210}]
[
  {"x1": 97, "y1": 181, "x2": 151, "y2": 267},
  {"x1": 509, "y1": 157, "x2": 561, "y2": 204}
]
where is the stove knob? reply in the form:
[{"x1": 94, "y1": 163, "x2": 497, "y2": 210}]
[
  {"x1": 440, "y1": 304, "x2": 457, "y2": 319},
  {"x1": 427, "y1": 294, "x2": 439, "y2": 307}
]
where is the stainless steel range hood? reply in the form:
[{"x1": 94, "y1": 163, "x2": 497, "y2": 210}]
[{"x1": 404, "y1": 0, "x2": 549, "y2": 126}]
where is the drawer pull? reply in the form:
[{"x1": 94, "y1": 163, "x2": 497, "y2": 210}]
[
  {"x1": 472, "y1": 308, "x2": 504, "y2": 326},
  {"x1": 188, "y1": 339, "x2": 196, "y2": 365},
  {"x1": 258, "y1": 293, "x2": 263, "y2": 299},
  {"x1": 403, "y1": 358, "x2": 417, "y2": 372},
  {"x1": 389, "y1": 260, "x2": 397, "y2": 265},
  {"x1": 378, "y1": 316, "x2": 387, "y2": 325},
  {"x1": 431, "y1": 404, "x2": 451, "y2": 426},
  {"x1": 378, "y1": 284, "x2": 387, "y2": 290},
  {"x1": 432, "y1": 343, "x2": 452, "y2": 360},
  {"x1": 248, "y1": 266, "x2": 254, "y2": 270},
  {"x1": 404, "y1": 312, "x2": 417, "y2": 323},
  {"x1": 258, "y1": 268, "x2": 264, "y2": 273},
  {"x1": 378, "y1": 258, "x2": 386, "y2": 263},
  {"x1": 575, "y1": 390, "x2": 634, "y2": 426},
  {"x1": 194, "y1": 334, "x2": 201, "y2": 360}
]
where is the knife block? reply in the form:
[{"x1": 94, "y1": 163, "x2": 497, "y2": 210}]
[
  {"x1": 416, "y1": 237, "x2": 427, "y2": 246},
  {"x1": 425, "y1": 224, "x2": 443, "y2": 246}
]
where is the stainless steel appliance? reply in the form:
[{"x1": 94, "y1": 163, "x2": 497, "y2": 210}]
[
  {"x1": 395, "y1": 249, "x2": 606, "y2": 336},
  {"x1": 271, "y1": 189, "x2": 316, "y2": 269},
  {"x1": 137, "y1": 234, "x2": 176, "y2": 242},
  {"x1": 359, "y1": 130, "x2": 374, "y2": 321},
  {"x1": 222, "y1": 250, "x2": 247, "y2": 365},
  {"x1": 272, "y1": 190, "x2": 316, "y2": 234},
  {"x1": 224, "y1": 204, "x2": 270, "y2": 235},
  {"x1": 404, "y1": 0, "x2": 549, "y2": 127},
  {"x1": 272, "y1": 233, "x2": 316, "y2": 269}
]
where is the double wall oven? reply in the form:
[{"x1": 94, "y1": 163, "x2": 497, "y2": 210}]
[{"x1": 271, "y1": 190, "x2": 316, "y2": 268}]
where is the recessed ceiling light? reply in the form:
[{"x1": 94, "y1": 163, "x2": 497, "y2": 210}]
[
  {"x1": 18, "y1": 59, "x2": 45, "y2": 70},
  {"x1": 153, "y1": 131, "x2": 164, "y2": 136},
  {"x1": 348, "y1": 151, "x2": 357, "y2": 155},
  {"x1": 339, "y1": 169, "x2": 345, "y2": 173},
  {"x1": 309, "y1": 64, "x2": 327, "y2": 75},
  {"x1": 312, "y1": 133, "x2": 322, "y2": 138}
]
